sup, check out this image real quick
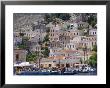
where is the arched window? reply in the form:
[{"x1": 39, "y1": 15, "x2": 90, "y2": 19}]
[{"x1": 16, "y1": 54, "x2": 19, "y2": 61}]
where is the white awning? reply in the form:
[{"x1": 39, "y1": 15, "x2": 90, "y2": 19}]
[{"x1": 14, "y1": 62, "x2": 32, "y2": 67}]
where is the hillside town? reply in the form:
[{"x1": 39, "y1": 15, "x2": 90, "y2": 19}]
[{"x1": 13, "y1": 13, "x2": 97, "y2": 75}]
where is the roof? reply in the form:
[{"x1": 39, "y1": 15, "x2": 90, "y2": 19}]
[
  {"x1": 48, "y1": 56, "x2": 65, "y2": 60},
  {"x1": 58, "y1": 50, "x2": 79, "y2": 53},
  {"x1": 89, "y1": 28, "x2": 97, "y2": 31},
  {"x1": 14, "y1": 48, "x2": 26, "y2": 50}
]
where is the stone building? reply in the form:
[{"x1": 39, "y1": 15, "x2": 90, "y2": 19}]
[
  {"x1": 59, "y1": 35, "x2": 70, "y2": 45},
  {"x1": 13, "y1": 49, "x2": 27, "y2": 63},
  {"x1": 49, "y1": 24, "x2": 61, "y2": 41}
]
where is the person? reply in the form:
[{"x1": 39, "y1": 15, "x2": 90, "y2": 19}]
[{"x1": 61, "y1": 67, "x2": 65, "y2": 75}]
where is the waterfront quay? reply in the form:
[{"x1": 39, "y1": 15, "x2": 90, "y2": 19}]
[{"x1": 14, "y1": 62, "x2": 97, "y2": 75}]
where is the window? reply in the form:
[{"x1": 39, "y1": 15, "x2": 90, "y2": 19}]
[
  {"x1": 67, "y1": 45, "x2": 69, "y2": 48},
  {"x1": 49, "y1": 64, "x2": 51, "y2": 67},
  {"x1": 71, "y1": 25, "x2": 73, "y2": 27},
  {"x1": 92, "y1": 42, "x2": 93, "y2": 46},
  {"x1": 16, "y1": 54, "x2": 19, "y2": 61}
]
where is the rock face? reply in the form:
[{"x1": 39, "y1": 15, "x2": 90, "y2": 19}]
[{"x1": 13, "y1": 13, "x2": 45, "y2": 32}]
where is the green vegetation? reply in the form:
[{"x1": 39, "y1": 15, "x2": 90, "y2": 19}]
[
  {"x1": 43, "y1": 34, "x2": 49, "y2": 43},
  {"x1": 18, "y1": 44, "x2": 27, "y2": 49},
  {"x1": 41, "y1": 34, "x2": 50, "y2": 57},
  {"x1": 88, "y1": 45, "x2": 97, "y2": 67},
  {"x1": 41, "y1": 47, "x2": 50, "y2": 58},
  {"x1": 88, "y1": 53, "x2": 97, "y2": 67},
  {"x1": 41, "y1": 28, "x2": 50, "y2": 58},
  {"x1": 87, "y1": 15, "x2": 97, "y2": 28},
  {"x1": 17, "y1": 36, "x2": 30, "y2": 49},
  {"x1": 80, "y1": 58, "x2": 83, "y2": 64},
  {"x1": 26, "y1": 52, "x2": 38, "y2": 62},
  {"x1": 44, "y1": 13, "x2": 71, "y2": 24},
  {"x1": 92, "y1": 45, "x2": 97, "y2": 52},
  {"x1": 78, "y1": 26, "x2": 83, "y2": 30},
  {"x1": 50, "y1": 13, "x2": 70, "y2": 20}
]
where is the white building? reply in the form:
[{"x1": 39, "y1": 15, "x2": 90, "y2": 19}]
[
  {"x1": 64, "y1": 42, "x2": 77, "y2": 50},
  {"x1": 40, "y1": 57, "x2": 81, "y2": 68},
  {"x1": 24, "y1": 30, "x2": 36, "y2": 39},
  {"x1": 69, "y1": 29, "x2": 84, "y2": 37},
  {"x1": 49, "y1": 48, "x2": 62, "y2": 57},
  {"x1": 40, "y1": 49, "x2": 92, "y2": 68},
  {"x1": 89, "y1": 28, "x2": 97, "y2": 36}
]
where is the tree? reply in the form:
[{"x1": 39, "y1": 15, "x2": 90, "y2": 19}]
[
  {"x1": 18, "y1": 44, "x2": 27, "y2": 49},
  {"x1": 80, "y1": 58, "x2": 83, "y2": 64},
  {"x1": 88, "y1": 53, "x2": 97, "y2": 67},
  {"x1": 87, "y1": 15, "x2": 97, "y2": 28},
  {"x1": 43, "y1": 34, "x2": 49, "y2": 43},
  {"x1": 92, "y1": 45, "x2": 97, "y2": 52},
  {"x1": 58, "y1": 13, "x2": 71, "y2": 21},
  {"x1": 91, "y1": 21, "x2": 96, "y2": 28},
  {"x1": 17, "y1": 36, "x2": 31, "y2": 54},
  {"x1": 78, "y1": 26, "x2": 83, "y2": 30},
  {"x1": 41, "y1": 47, "x2": 50, "y2": 58},
  {"x1": 44, "y1": 13, "x2": 71, "y2": 23},
  {"x1": 26, "y1": 52, "x2": 38, "y2": 62}
]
